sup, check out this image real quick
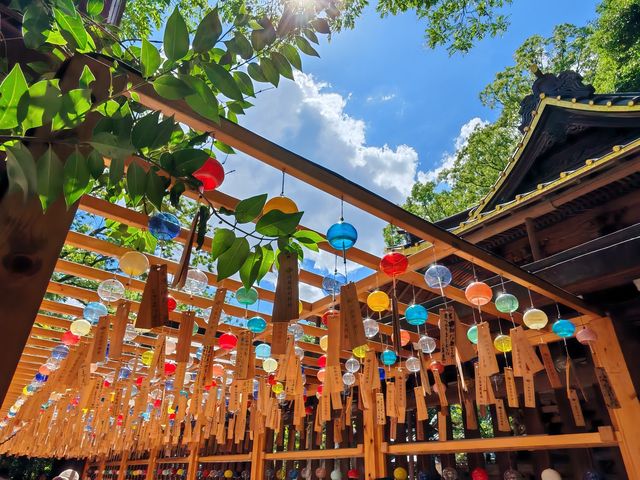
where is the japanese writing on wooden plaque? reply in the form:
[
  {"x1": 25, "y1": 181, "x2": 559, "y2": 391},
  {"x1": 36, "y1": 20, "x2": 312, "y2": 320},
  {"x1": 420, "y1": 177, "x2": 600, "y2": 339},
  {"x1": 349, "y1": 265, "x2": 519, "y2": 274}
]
[
  {"x1": 109, "y1": 301, "x2": 131, "y2": 361},
  {"x1": 271, "y1": 323, "x2": 289, "y2": 355},
  {"x1": 476, "y1": 322, "x2": 499, "y2": 377},
  {"x1": 414, "y1": 387, "x2": 428, "y2": 421},
  {"x1": 375, "y1": 393, "x2": 386, "y2": 425},
  {"x1": 340, "y1": 283, "x2": 367, "y2": 349},
  {"x1": 175, "y1": 311, "x2": 195, "y2": 363},
  {"x1": 504, "y1": 367, "x2": 519, "y2": 408},
  {"x1": 595, "y1": 367, "x2": 621, "y2": 409},
  {"x1": 235, "y1": 331, "x2": 252, "y2": 379},
  {"x1": 271, "y1": 252, "x2": 299, "y2": 323},
  {"x1": 136, "y1": 264, "x2": 168, "y2": 330},
  {"x1": 523, "y1": 374, "x2": 536, "y2": 408},
  {"x1": 91, "y1": 315, "x2": 110, "y2": 364},
  {"x1": 439, "y1": 307, "x2": 456, "y2": 365},
  {"x1": 568, "y1": 388, "x2": 586, "y2": 427},
  {"x1": 510, "y1": 327, "x2": 544, "y2": 377},
  {"x1": 495, "y1": 399, "x2": 510, "y2": 432},
  {"x1": 538, "y1": 343, "x2": 562, "y2": 389},
  {"x1": 202, "y1": 288, "x2": 227, "y2": 347}
]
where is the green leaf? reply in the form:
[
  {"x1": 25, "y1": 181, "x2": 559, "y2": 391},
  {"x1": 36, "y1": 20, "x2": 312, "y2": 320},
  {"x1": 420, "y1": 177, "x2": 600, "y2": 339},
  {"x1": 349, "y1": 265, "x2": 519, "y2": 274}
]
[
  {"x1": 270, "y1": 52, "x2": 293, "y2": 80},
  {"x1": 87, "y1": 0, "x2": 104, "y2": 16},
  {"x1": 280, "y1": 44, "x2": 302, "y2": 70},
  {"x1": 234, "y1": 33, "x2": 253, "y2": 59},
  {"x1": 257, "y1": 244, "x2": 275, "y2": 282},
  {"x1": 173, "y1": 149, "x2": 208, "y2": 176},
  {"x1": 247, "y1": 63, "x2": 267, "y2": 83},
  {"x1": 145, "y1": 169, "x2": 169, "y2": 211},
  {"x1": 260, "y1": 57, "x2": 279, "y2": 86},
  {"x1": 141, "y1": 39, "x2": 161, "y2": 78},
  {"x1": 89, "y1": 132, "x2": 134, "y2": 159},
  {"x1": 163, "y1": 7, "x2": 189, "y2": 62},
  {"x1": 233, "y1": 71, "x2": 255, "y2": 97},
  {"x1": 17, "y1": 79, "x2": 61, "y2": 132},
  {"x1": 311, "y1": 18, "x2": 330, "y2": 34},
  {"x1": 203, "y1": 63, "x2": 244, "y2": 101},
  {"x1": 216, "y1": 237, "x2": 250, "y2": 281},
  {"x1": 214, "y1": 140, "x2": 235, "y2": 155},
  {"x1": 295, "y1": 36, "x2": 319, "y2": 57},
  {"x1": 125, "y1": 162, "x2": 147, "y2": 206},
  {"x1": 132, "y1": 111, "x2": 161, "y2": 149},
  {"x1": 63, "y1": 151, "x2": 90, "y2": 207},
  {"x1": 109, "y1": 156, "x2": 124, "y2": 187},
  {"x1": 153, "y1": 75, "x2": 193, "y2": 100},
  {"x1": 87, "y1": 149, "x2": 105, "y2": 179},
  {"x1": 36, "y1": 148, "x2": 64, "y2": 211},
  {"x1": 183, "y1": 75, "x2": 219, "y2": 122},
  {"x1": 235, "y1": 193, "x2": 267, "y2": 223},
  {"x1": 240, "y1": 246, "x2": 263, "y2": 289},
  {"x1": 0, "y1": 64, "x2": 28, "y2": 130},
  {"x1": 5, "y1": 144, "x2": 37, "y2": 201},
  {"x1": 22, "y1": 5, "x2": 50, "y2": 49},
  {"x1": 79, "y1": 65, "x2": 96, "y2": 89},
  {"x1": 193, "y1": 8, "x2": 222, "y2": 53},
  {"x1": 255, "y1": 210, "x2": 303, "y2": 237},
  {"x1": 210, "y1": 227, "x2": 236, "y2": 261},
  {"x1": 196, "y1": 206, "x2": 210, "y2": 250},
  {"x1": 54, "y1": 8, "x2": 87, "y2": 50},
  {"x1": 293, "y1": 229, "x2": 325, "y2": 244},
  {"x1": 170, "y1": 181, "x2": 185, "y2": 208},
  {"x1": 304, "y1": 29, "x2": 319, "y2": 44},
  {"x1": 52, "y1": 88, "x2": 91, "y2": 130}
]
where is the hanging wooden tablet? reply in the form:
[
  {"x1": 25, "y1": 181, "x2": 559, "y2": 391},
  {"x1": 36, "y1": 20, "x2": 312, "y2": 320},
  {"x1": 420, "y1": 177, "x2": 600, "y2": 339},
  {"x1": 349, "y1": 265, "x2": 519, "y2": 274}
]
[
  {"x1": 463, "y1": 396, "x2": 478, "y2": 430},
  {"x1": 396, "y1": 371, "x2": 407, "y2": 423},
  {"x1": 172, "y1": 214, "x2": 198, "y2": 290},
  {"x1": 333, "y1": 416, "x2": 344, "y2": 444},
  {"x1": 568, "y1": 388, "x2": 586, "y2": 427},
  {"x1": 594, "y1": 367, "x2": 620, "y2": 408},
  {"x1": 439, "y1": 307, "x2": 456, "y2": 365},
  {"x1": 272, "y1": 251, "x2": 299, "y2": 323},
  {"x1": 235, "y1": 330, "x2": 252, "y2": 380},
  {"x1": 90, "y1": 315, "x2": 110, "y2": 364},
  {"x1": 433, "y1": 371, "x2": 448, "y2": 407},
  {"x1": 495, "y1": 399, "x2": 510, "y2": 432},
  {"x1": 109, "y1": 301, "x2": 131, "y2": 361},
  {"x1": 386, "y1": 381, "x2": 397, "y2": 418},
  {"x1": 455, "y1": 349, "x2": 468, "y2": 392},
  {"x1": 510, "y1": 327, "x2": 544, "y2": 377},
  {"x1": 360, "y1": 377, "x2": 371, "y2": 410},
  {"x1": 271, "y1": 322, "x2": 289, "y2": 355},
  {"x1": 523, "y1": 374, "x2": 536, "y2": 408},
  {"x1": 437, "y1": 410, "x2": 448, "y2": 441},
  {"x1": 391, "y1": 296, "x2": 402, "y2": 356},
  {"x1": 419, "y1": 355, "x2": 432, "y2": 396},
  {"x1": 504, "y1": 367, "x2": 519, "y2": 408},
  {"x1": 176, "y1": 310, "x2": 195, "y2": 363},
  {"x1": 455, "y1": 316, "x2": 476, "y2": 362},
  {"x1": 476, "y1": 322, "x2": 499, "y2": 377},
  {"x1": 340, "y1": 283, "x2": 367, "y2": 349},
  {"x1": 203, "y1": 288, "x2": 227, "y2": 347},
  {"x1": 538, "y1": 343, "x2": 562, "y2": 389},
  {"x1": 136, "y1": 264, "x2": 168, "y2": 330},
  {"x1": 475, "y1": 364, "x2": 489, "y2": 406},
  {"x1": 320, "y1": 388, "x2": 331, "y2": 423},
  {"x1": 375, "y1": 393, "x2": 386, "y2": 425},
  {"x1": 414, "y1": 386, "x2": 428, "y2": 421}
]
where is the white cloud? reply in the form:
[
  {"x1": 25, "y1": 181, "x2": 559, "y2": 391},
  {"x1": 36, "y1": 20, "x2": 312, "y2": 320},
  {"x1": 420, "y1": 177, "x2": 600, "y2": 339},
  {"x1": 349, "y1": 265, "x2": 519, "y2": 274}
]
[
  {"x1": 366, "y1": 93, "x2": 397, "y2": 103},
  {"x1": 219, "y1": 72, "x2": 422, "y2": 272},
  {"x1": 417, "y1": 117, "x2": 488, "y2": 184}
]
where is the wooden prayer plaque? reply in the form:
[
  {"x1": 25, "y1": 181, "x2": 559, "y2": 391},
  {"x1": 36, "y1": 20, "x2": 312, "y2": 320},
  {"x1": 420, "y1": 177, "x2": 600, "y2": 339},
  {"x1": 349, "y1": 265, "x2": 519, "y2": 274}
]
[
  {"x1": 340, "y1": 283, "x2": 367, "y2": 349},
  {"x1": 595, "y1": 367, "x2": 621, "y2": 409},
  {"x1": 495, "y1": 399, "x2": 510, "y2": 432},
  {"x1": 109, "y1": 301, "x2": 131, "y2": 361},
  {"x1": 271, "y1": 252, "x2": 299, "y2": 323},
  {"x1": 504, "y1": 367, "x2": 519, "y2": 408},
  {"x1": 175, "y1": 310, "x2": 195, "y2": 363},
  {"x1": 375, "y1": 393, "x2": 386, "y2": 425},
  {"x1": 438, "y1": 411, "x2": 448, "y2": 441},
  {"x1": 91, "y1": 315, "x2": 110, "y2": 364},
  {"x1": 414, "y1": 386, "x2": 428, "y2": 421},
  {"x1": 439, "y1": 307, "x2": 456, "y2": 365},
  {"x1": 568, "y1": 388, "x2": 586, "y2": 427},
  {"x1": 538, "y1": 343, "x2": 562, "y2": 389},
  {"x1": 202, "y1": 288, "x2": 227, "y2": 347},
  {"x1": 136, "y1": 264, "x2": 168, "y2": 330},
  {"x1": 523, "y1": 374, "x2": 536, "y2": 408},
  {"x1": 476, "y1": 322, "x2": 499, "y2": 377},
  {"x1": 271, "y1": 323, "x2": 289, "y2": 355}
]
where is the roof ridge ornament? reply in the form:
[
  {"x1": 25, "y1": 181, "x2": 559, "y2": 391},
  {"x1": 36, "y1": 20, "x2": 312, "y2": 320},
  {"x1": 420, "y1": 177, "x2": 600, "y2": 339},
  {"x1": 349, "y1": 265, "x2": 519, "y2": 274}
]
[{"x1": 518, "y1": 69, "x2": 595, "y2": 132}]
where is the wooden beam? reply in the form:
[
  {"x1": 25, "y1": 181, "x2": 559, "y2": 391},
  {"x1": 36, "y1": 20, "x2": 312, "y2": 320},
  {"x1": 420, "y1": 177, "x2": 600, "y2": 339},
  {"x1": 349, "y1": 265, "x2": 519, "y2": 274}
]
[
  {"x1": 385, "y1": 427, "x2": 617, "y2": 455},
  {"x1": 198, "y1": 453, "x2": 251, "y2": 463},
  {"x1": 590, "y1": 317, "x2": 640, "y2": 478},
  {"x1": 263, "y1": 445, "x2": 363, "y2": 460}
]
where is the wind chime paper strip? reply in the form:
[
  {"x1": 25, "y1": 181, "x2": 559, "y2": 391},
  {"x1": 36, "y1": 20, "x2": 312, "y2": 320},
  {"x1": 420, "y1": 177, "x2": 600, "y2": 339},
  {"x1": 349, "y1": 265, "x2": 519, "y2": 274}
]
[{"x1": 271, "y1": 251, "x2": 299, "y2": 323}]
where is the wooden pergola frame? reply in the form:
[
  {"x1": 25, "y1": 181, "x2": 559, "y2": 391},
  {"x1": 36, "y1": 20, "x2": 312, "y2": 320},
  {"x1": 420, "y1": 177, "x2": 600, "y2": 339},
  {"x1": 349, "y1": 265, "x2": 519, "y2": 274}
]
[{"x1": 1, "y1": 54, "x2": 639, "y2": 479}]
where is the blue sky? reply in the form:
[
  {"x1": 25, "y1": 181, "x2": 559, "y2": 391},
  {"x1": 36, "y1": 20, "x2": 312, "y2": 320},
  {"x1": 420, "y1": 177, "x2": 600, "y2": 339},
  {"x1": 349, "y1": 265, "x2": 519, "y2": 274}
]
[{"x1": 295, "y1": 0, "x2": 600, "y2": 174}]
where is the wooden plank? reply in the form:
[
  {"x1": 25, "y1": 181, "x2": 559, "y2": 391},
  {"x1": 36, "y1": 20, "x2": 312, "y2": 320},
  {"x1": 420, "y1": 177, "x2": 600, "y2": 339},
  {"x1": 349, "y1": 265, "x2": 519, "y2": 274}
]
[
  {"x1": 263, "y1": 445, "x2": 363, "y2": 460},
  {"x1": 386, "y1": 429, "x2": 617, "y2": 455}
]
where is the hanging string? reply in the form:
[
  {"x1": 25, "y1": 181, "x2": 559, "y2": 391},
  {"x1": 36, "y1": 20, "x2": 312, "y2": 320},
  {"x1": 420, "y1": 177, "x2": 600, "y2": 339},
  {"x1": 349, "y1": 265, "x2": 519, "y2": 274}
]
[
  {"x1": 431, "y1": 243, "x2": 449, "y2": 308},
  {"x1": 527, "y1": 288, "x2": 535, "y2": 309},
  {"x1": 280, "y1": 169, "x2": 286, "y2": 196}
]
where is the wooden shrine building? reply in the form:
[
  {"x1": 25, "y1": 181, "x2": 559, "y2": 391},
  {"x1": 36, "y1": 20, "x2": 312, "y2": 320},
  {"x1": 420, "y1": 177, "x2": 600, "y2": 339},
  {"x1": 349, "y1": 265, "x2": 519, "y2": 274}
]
[{"x1": 0, "y1": 10, "x2": 639, "y2": 479}]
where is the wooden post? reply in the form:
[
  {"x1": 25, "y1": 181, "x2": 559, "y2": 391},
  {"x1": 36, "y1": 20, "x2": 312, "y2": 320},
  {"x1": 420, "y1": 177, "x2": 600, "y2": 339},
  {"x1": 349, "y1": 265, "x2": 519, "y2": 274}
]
[
  {"x1": 116, "y1": 454, "x2": 127, "y2": 480},
  {"x1": 589, "y1": 316, "x2": 640, "y2": 478},
  {"x1": 525, "y1": 217, "x2": 543, "y2": 261},
  {"x1": 146, "y1": 448, "x2": 158, "y2": 480},
  {"x1": 362, "y1": 392, "x2": 386, "y2": 480},
  {"x1": 250, "y1": 428, "x2": 267, "y2": 480},
  {"x1": 186, "y1": 442, "x2": 199, "y2": 480},
  {"x1": 97, "y1": 456, "x2": 106, "y2": 480}
]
